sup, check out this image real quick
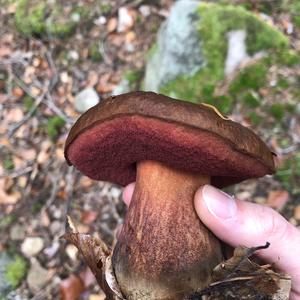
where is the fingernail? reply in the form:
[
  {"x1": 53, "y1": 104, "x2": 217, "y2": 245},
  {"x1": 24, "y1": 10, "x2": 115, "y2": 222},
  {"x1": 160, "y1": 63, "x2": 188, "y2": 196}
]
[{"x1": 202, "y1": 185, "x2": 237, "y2": 219}]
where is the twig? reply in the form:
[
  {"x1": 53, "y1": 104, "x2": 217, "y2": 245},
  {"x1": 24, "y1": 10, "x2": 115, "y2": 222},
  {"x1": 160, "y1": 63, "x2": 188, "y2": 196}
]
[
  {"x1": 0, "y1": 165, "x2": 33, "y2": 179},
  {"x1": 45, "y1": 49, "x2": 59, "y2": 91},
  {"x1": 64, "y1": 166, "x2": 75, "y2": 232},
  {"x1": 45, "y1": 92, "x2": 71, "y2": 123},
  {"x1": 7, "y1": 87, "x2": 46, "y2": 138},
  {"x1": 42, "y1": 172, "x2": 60, "y2": 211}
]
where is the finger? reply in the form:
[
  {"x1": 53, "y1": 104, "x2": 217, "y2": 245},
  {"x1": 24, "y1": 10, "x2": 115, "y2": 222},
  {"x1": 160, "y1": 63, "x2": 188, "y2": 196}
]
[
  {"x1": 194, "y1": 184, "x2": 300, "y2": 296},
  {"x1": 122, "y1": 182, "x2": 135, "y2": 206}
]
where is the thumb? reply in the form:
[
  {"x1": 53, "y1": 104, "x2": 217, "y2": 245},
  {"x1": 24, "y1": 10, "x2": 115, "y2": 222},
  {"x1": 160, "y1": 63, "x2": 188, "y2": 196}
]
[{"x1": 195, "y1": 185, "x2": 300, "y2": 296}]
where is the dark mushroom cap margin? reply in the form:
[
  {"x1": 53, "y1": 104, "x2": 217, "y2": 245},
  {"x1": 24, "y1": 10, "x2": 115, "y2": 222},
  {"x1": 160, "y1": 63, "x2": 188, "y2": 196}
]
[{"x1": 65, "y1": 91, "x2": 275, "y2": 188}]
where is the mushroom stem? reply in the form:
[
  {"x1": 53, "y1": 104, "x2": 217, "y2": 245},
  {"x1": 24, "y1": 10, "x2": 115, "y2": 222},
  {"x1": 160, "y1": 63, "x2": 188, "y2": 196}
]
[{"x1": 113, "y1": 160, "x2": 223, "y2": 300}]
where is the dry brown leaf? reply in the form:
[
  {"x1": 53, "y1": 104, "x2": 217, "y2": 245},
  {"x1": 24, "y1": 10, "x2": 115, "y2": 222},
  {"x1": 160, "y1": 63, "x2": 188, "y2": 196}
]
[
  {"x1": 7, "y1": 3, "x2": 17, "y2": 14},
  {"x1": 125, "y1": 31, "x2": 136, "y2": 43},
  {"x1": 87, "y1": 71, "x2": 99, "y2": 87},
  {"x1": 188, "y1": 243, "x2": 291, "y2": 300},
  {"x1": 60, "y1": 274, "x2": 85, "y2": 300},
  {"x1": 12, "y1": 86, "x2": 24, "y2": 98},
  {"x1": 81, "y1": 210, "x2": 98, "y2": 225},
  {"x1": 266, "y1": 190, "x2": 289, "y2": 211},
  {"x1": 96, "y1": 74, "x2": 117, "y2": 94},
  {"x1": 107, "y1": 18, "x2": 118, "y2": 32},
  {"x1": 89, "y1": 294, "x2": 106, "y2": 300},
  {"x1": 6, "y1": 108, "x2": 24, "y2": 123},
  {"x1": 0, "y1": 46, "x2": 11, "y2": 58},
  {"x1": 62, "y1": 217, "x2": 123, "y2": 300},
  {"x1": 79, "y1": 176, "x2": 94, "y2": 189},
  {"x1": 294, "y1": 204, "x2": 300, "y2": 220},
  {"x1": 0, "y1": 178, "x2": 21, "y2": 204}
]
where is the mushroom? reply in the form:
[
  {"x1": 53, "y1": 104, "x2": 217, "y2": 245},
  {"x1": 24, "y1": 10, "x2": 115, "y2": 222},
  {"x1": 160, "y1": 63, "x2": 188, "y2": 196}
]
[{"x1": 64, "y1": 91, "x2": 275, "y2": 300}]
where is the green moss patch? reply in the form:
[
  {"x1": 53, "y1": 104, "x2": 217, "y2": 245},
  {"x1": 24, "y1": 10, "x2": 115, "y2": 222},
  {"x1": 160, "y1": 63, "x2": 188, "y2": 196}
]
[
  {"x1": 160, "y1": 2, "x2": 288, "y2": 114},
  {"x1": 46, "y1": 116, "x2": 66, "y2": 141},
  {"x1": 88, "y1": 43, "x2": 103, "y2": 62},
  {"x1": 14, "y1": 0, "x2": 90, "y2": 38},
  {"x1": 276, "y1": 152, "x2": 300, "y2": 195},
  {"x1": 4, "y1": 255, "x2": 28, "y2": 288},
  {"x1": 0, "y1": 252, "x2": 28, "y2": 296}
]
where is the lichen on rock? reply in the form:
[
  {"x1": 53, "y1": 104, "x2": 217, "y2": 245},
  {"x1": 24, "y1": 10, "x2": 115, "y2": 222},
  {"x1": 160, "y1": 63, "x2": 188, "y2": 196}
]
[{"x1": 144, "y1": 1, "x2": 290, "y2": 114}]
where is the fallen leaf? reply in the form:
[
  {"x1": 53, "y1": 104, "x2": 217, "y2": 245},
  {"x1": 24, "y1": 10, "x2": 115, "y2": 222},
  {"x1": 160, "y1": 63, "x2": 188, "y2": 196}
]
[
  {"x1": 96, "y1": 74, "x2": 117, "y2": 94},
  {"x1": 266, "y1": 190, "x2": 289, "y2": 211},
  {"x1": 62, "y1": 217, "x2": 123, "y2": 300},
  {"x1": 107, "y1": 18, "x2": 118, "y2": 32},
  {"x1": 89, "y1": 294, "x2": 106, "y2": 300},
  {"x1": 6, "y1": 108, "x2": 24, "y2": 123},
  {"x1": 81, "y1": 210, "x2": 98, "y2": 225},
  {"x1": 187, "y1": 243, "x2": 291, "y2": 300},
  {"x1": 294, "y1": 205, "x2": 300, "y2": 220},
  {"x1": 0, "y1": 46, "x2": 11, "y2": 58},
  {"x1": 12, "y1": 86, "x2": 24, "y2": 98},
  {"x1": 79, "y1": 176, "x2": 94, "y2": 189},
  {"x1": 0, "y1": 178, "x2": 21, "y2": 204},
  {"x1": 60, "y1": 274, "x2": 85, "y2": 300}
]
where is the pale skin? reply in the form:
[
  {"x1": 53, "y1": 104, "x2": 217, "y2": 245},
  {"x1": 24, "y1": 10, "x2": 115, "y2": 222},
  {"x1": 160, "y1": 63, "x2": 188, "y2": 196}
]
[{"x1": 122, "y1": 183, "x2": 300, "y2": 299}]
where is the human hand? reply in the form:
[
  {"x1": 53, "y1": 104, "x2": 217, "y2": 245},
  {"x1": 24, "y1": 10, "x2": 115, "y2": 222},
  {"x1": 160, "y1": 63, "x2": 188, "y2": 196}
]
[{"x1": 122, "y1": 183, "x2": 300, "y2": 299}]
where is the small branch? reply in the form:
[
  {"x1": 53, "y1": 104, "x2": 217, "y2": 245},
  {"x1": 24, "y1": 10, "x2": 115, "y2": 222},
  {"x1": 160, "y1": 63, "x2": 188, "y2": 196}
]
[
  {"x1": 7, "y1": 86, "x2": 46, "y2": 138},
  {"x1": 0, "y1": 165, "x2": 33, "y2": 179}
]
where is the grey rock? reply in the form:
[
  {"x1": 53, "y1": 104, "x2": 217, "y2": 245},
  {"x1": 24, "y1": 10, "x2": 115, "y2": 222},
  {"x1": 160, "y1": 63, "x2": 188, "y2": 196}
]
[
  {"x1": 225, "y1": 30, "x2": 249, "y2": 75},
  {"x1": 296, "y1": 103, "x2": 300, "y2": 116},
  {"x1": 74, "y1": 87, "x2": 100, "y2": 113},
  {"x1": 112, "y1": 79, "x2": 131, "y2": 96},
  {"x1": 27, "y1": 258, "x2": 48, "y2": 292},
  {"x1": 21, "y1": 237, "x2": 44, "y2": 257},
  {"x1": 144, "y1": 0, "x2": 203, "y2": 92},
  {"x1": 10, "y1": 224, "x2": 26, "y2": 241}
]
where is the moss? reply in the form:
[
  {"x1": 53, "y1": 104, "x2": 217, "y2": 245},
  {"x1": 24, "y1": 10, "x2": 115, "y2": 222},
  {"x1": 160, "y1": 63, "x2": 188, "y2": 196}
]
[
  {"x1": 277, "y1": 49, "x2": 300, "y2": 67},
  {"x1": 14, "y1": 0, "x2": 89, "y2": 38},
  {"x1": 269, "y1": 103, "x2": 285, "y2": 120},
  {"x1": 147, "y1": 43, "x2": 158, "y2": 60},
  {"x1": 0, "y1": 214, "x2": 16, "y2": 230},
  {"x1": 4, "y1": 255, "x2": 28, "y2": 288},
  {"x1": 46, "y1": 116, "x2": 66, "y2": 141},
  {"x1": 89, "y1": 43, "x2": 102, "y2": 62},
  {"x1": 230, "y1": 62, "x2": 268, "y2": 94},
  {"x1": 23, "y1": 95, "x2": 35, "y2": 113},
  {"x1": 124, "y1": 70, "x2": 143, "y2": 86},
  {"x1": 3, "y1": 154, "x2": 14, "y2": 171},
  {"x1": 247, "y1": 111, "x2": 263, "y2": 125},
  {"x1": 290, "y1": 1, "x2": 300, "y2": 28},
  {"x1": 276, "y1": 152, "x2": 300, "y2": 195},
  {"x1": 15, "y1": 0, "x2": 46, "y2": 36},
  {"x1": 159, "y1": 3, "x2": 288, "y2": 113},
  {"x1": 31, "y1": 202, "x2": 44, "y2": 214},
  {"x1": 99, "y1": 2, "x2": 112, "y2": 14}
]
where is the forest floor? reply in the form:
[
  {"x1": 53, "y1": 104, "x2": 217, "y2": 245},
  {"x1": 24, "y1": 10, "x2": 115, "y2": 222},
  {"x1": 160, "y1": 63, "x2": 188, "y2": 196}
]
[{"x1": 0, "y1": 0, "x2": 299, "y2": 299}]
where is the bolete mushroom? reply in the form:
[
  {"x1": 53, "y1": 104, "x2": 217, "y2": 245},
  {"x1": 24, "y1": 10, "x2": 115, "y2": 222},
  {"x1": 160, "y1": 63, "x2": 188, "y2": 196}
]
[{"x1": 64, "y1": 91, "x2": 275, "y2": 300}]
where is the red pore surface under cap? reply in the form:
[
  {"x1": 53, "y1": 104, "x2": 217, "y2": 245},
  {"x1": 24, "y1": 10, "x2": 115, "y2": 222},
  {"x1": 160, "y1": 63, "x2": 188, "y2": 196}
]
[{"x1": 67, "y1": 115, "x2": 271, "y2": 188}]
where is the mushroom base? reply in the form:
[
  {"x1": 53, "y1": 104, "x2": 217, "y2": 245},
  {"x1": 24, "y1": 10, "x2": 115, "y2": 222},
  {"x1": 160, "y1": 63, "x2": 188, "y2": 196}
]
[{"x1": 113, "y1": 160, "x2": 223, "y2": 300}]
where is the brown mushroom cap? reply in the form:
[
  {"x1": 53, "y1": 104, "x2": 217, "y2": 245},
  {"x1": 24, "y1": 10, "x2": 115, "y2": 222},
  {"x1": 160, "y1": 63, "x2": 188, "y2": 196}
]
[{"x1": 65, "y1": 91, "x2": 275, "y2": 188}]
